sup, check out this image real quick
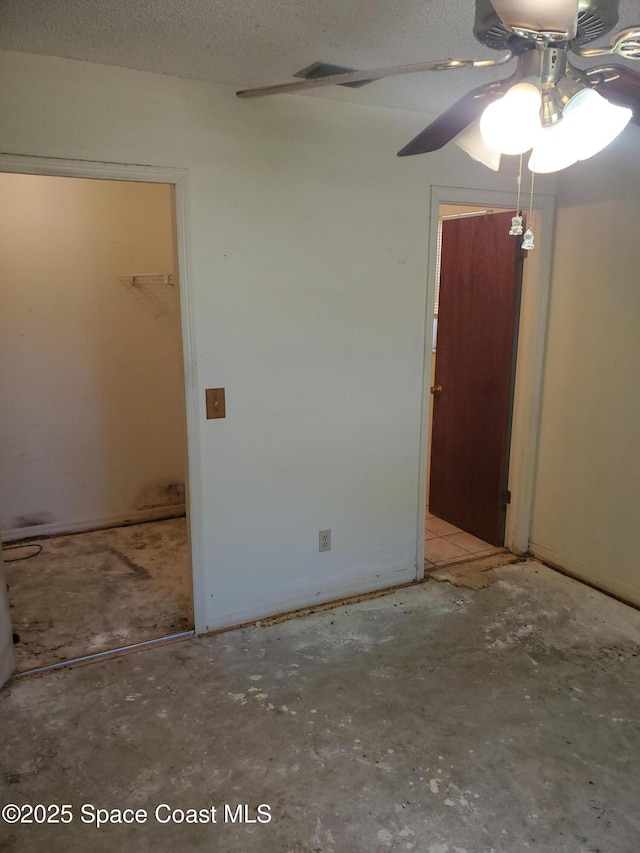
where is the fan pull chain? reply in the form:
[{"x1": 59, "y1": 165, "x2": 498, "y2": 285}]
[
  {"x1": 521, "y1": 170, "x2": 535, "y2": 251},
  {"x1": 509, "y1": 154, "x2": 524, "y2": 237}
]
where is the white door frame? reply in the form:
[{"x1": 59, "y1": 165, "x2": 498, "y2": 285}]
[
  {"x1": 0, "y1": 153, "x2": 206, "y2": 634},
  {"x1": 0, "y1": 554, "x2": 14, "y2": 687},
  {"x1": 417, "y1": 185, "x2": 556, "y2": 573}
]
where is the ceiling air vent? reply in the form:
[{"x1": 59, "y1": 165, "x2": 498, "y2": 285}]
[{"x1": 293, "y1": 61, "x2": 375, "y2": 89}]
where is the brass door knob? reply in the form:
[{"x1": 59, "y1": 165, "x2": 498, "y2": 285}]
[{"x1": 430, "y1": 385, "x2": 443, "y2": 395}]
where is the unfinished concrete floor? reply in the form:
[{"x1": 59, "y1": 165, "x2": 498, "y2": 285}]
[
  {"x1": 4, "y1": 518, "x2": 193, "y2": 672},
  {"x1": 2, "y1": 559, "x2": 640, "y2": 852}
]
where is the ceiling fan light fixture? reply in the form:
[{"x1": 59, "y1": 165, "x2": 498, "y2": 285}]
[
  {"x1": 479, "y1": 81, "x2": 542, "y2": 155},
  {"x1": 563, "y1": 87, "x2": 632, "y2": 160},
  {"x1": 540, "y1": 87, "x2": 564, "y2": 127},
  {"x1": 529, "y1": 85, "x2": 633, "y2": 173},
  {"x1": 528, "y1": 123, "x2": 579, "y2": 173},
  {"x1": 454, "y1": 118, "x2": 502, "y2": 170}
]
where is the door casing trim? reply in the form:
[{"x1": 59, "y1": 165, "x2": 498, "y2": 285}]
[{"x1": 417, "y1": 185, "x2": 556, "y2": 573}]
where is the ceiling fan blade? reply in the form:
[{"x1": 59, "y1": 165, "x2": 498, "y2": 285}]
[
  {"x1": 397, "y1": 80, "x2": 510, "y2": 157},
  {"x1": 236, "y1": 53, "x2": 512, "y2": 98},
  {"x1": 490, "y1": 0, "x2": 578, "y2": 40},
  {"x1": 588, "y1": 64, "x2": 640, "y2": 124}
]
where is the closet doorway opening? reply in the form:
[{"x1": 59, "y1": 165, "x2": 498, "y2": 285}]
[{"x1": 0, "y1": 172, "x2": 194, "y2": 675}]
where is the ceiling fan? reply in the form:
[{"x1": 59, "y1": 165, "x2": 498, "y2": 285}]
[{"x1": 236, "y1": 0, "x2": 640, "y2": 173}]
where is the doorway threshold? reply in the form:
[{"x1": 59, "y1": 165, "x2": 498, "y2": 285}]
[
  {"x1": 8, "y1": 630, "x2": 195, "y2": 683},
  {"x1": 429, "y1": 551, "x2": 524, "y2": 590}
]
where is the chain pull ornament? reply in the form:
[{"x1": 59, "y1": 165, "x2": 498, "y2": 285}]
[
  {"x1": 510, "y1": 215, "x2": 524, "y2": 237},
  {"x1": 521, "y1": 227, "x2": 535, "y2": 250},
  {"x1": 509, "y1": 154, "x2": 524, "y2": 237},
  {"x1": 521, "y1": 169, "x2": 536, "y2": 251}
]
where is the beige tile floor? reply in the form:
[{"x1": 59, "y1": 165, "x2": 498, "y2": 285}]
[{"x1": 425, "y1": 511, "x2": 504, "y2": 571}]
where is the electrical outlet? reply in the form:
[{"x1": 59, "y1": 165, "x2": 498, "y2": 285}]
[{"x1": 319, "y1": 529, "x2": 331, "y2": 552}]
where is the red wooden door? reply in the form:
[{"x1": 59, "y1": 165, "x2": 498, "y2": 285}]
[{"x1": 429, "y1": 210, "x2": 524, "y2": 546}]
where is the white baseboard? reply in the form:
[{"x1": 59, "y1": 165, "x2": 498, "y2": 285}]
[
  {"x1": 530, "y1": 542, "x2": 640, "y2": 608},
  {"x1": 200, "y1": 565, "x2": 417, "y2": 634},
  {"x1": 1, "y1": 504, "x2": 186, "y2": 543}
]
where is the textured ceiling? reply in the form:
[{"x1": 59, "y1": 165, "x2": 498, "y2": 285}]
[{"x1": 0, "y1": 0, "x2": 638, "y2": 116}]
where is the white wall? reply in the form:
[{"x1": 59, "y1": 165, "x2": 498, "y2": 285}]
[
  {"x1": 530, "y1": 128, "x2": 640, "y2": 605},
  {"x1": 0, "y1": 175, "x2": 187, "y2": 538},
  {"x1": 0, "y1": 50, "x2": 540, "y2": 631}
]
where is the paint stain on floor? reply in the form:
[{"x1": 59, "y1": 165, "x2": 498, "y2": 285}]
[{"x1": 4, "y1": 517, "x2": 192, "y2": 672}]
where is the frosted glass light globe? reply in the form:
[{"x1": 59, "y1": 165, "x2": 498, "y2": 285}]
[
  {"x1": 454, "y1": 118, "x2": 501, "y2": 170},
  {"x1": 480, "y1": 82, "x2": 542, "y2": 155},
  {"x1": 529, "y1": 87, "x2": 632, "y2": 172},
  {"x1": 565, "y1": 88, "x2": 632, "y2": 161},
  {"x1": 528, "y1": 123, "x2": 578, "y2": 173}
]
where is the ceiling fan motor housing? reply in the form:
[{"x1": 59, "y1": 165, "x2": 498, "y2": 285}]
[{"x1": 474, "y1": 0, "x2": 620, "y2": 50}]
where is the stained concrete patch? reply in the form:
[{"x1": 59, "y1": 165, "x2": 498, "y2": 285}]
[
  {"x1": 1, "y1": 560, "x2": 640, "y2": 852},
  {"x1": 5, "y1": 518, "x2": 193, "y2": 672}
]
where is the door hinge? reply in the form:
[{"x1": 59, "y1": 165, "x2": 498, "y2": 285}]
[{"x1": 502, "y1": 488, "x2": 511, "y2": 505}]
